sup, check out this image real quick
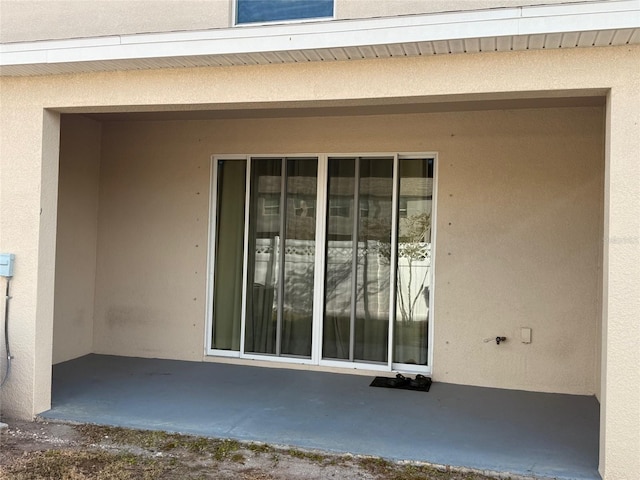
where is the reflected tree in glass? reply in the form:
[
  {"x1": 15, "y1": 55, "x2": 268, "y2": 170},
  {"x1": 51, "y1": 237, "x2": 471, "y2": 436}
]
[
  {"x1": 245, "y1": 159, "x2": 281, "y2": 354},
  {"x1": 281, "y1": 158, "x2": 317, "y2": 357},
  {"x1": 394, "y1": 158, "x2": 433, "y2": 365}
]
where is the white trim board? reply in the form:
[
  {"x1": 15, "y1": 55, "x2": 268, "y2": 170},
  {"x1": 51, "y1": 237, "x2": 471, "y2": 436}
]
[{"x1": 1, "y1": 1, "x2": 639, "y2": 76}]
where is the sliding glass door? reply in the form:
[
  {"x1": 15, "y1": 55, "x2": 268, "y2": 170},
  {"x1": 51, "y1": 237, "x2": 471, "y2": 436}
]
[
  {"x1": 394, "y1": 158, "x2": 433, "y2": 367},
  {"x1": 211, "y1": 159, "x2": 246, "y2": 351},
  {"x1": 209, "y1": 154, "x2": 434, "y2": 371},
  {"x1": 244, "y1": 157, "x2": 318, "y2": 358},
  {"x1": 323, "y1": 157, "x2": 394, "y2": 364}
]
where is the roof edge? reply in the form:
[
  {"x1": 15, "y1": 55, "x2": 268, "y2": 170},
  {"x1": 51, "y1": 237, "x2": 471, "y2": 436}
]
[{"x1": 1, "y1": 0, "x2": 639, "y2": 76}]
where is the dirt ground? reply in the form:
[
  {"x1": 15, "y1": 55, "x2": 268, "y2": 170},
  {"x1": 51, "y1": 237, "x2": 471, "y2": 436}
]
[{"x1": 0, "y1": 419, "x2": 505, "y2": 480}]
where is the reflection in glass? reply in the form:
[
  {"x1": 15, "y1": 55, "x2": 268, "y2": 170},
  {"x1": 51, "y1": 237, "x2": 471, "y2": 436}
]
[
  {"x1": 394, "y1": 158, "x2": 433, "y2": 365},
  {"x1": 281, "y1": 158, "x2": 317, "y2": 357},
  {"x1": 323, "y1": 159, "x2": 355, "y2": 360},
  {"x1": 245, "y1": 158, "x2": 317, "y2": 357},
  {"x1": 323, "y1": 157, "x2": 393, "y2": 364},
  {"x1": 237, "y1": 0, "x2": 333, "y2": 24},
  {"x1": 212, "y1": 160, "x2": 246, "y2": 351},
  {"x1": 355, "y1": 158, "x2": 393, "y2": 362},
  {"x1": 245, "y1": 159, "x2": 281, "y2": 354}
]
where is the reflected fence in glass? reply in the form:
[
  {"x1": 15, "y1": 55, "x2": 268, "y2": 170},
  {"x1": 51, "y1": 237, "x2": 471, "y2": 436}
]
[
  {"x1": 393, "y1": 158, "x2": 433, "y2": 366},
  {"x1": 245, "y1": 157, "x2": 318, "y2": 358},
  {"x1": 323, "y1": 157, "x2": 394, "y2": 364}
]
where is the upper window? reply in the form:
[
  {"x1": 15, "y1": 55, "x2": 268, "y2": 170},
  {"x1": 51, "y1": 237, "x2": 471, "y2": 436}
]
[{"x1": 236, "y1": 0, "x2": 333, "y2": 25}]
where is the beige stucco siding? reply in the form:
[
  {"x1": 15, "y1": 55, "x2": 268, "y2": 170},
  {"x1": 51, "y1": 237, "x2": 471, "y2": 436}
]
[
  {"x1": 93, "y1": 120, "x2": 211, "y2": 361},
  {"x1": 337, "y1": 0, "x2": 573, "y2": 20},
  {"x1": 600, "y1": 83, "x2": 640, "y2": 479},
  {"x1": 52, "y1": 115, "x2": 101, "y2": 364},
  {"x1": 431, "y1": 108, "x2": 605, "y2": 394},
  {"x1": 0, "y1": 0, "x2": 581, "y2": 43},
  {"x1": 0, "y1": 106, "x2": 60, "y2": 418},
  {"x1": 0, "y1": 0, "x2": 230, "y2": 43}
]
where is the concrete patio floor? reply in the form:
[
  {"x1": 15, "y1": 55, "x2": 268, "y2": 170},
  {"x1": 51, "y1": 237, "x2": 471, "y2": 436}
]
[{"x1": 41, "y1": 354, "x2": 600, "y2": 480}]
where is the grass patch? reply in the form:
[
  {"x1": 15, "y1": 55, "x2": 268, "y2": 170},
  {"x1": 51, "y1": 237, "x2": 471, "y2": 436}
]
[
  {"x1": 211, "y1": 439, "x2": 241, "y2": 460},
  {"x1": 247, "y1": 443, "x2": 273, "y2": 454},
  {"x1": 185, "y1": 437, "x2": 212, "y2": 454},
  {"x1": 230, "y1": 453, "x2": 246, "y2": 463},
  {"x1": 286, "y1": 448, "x2": 328, "y2": 464},
  {"x1": 358, "y1": 456, "x2": 393, "y2": 474},
  {"x1": 324, "y1": 454, "x2": 352, "y2": 467},
  {"x1": 78, "y1": 425, "x2": 180, "y2": 451},
  {"x1": 68, "y1": 424, "x2": 495, "y2": 480},
  {"x1": 0, "y1": 449, "x2": 163, "y2": 480},
  {"x1": 388, "y1": 464, "x2": 447, "y2": 480},
  {"x1": 77, "y1": 425, "x2": 241, "y2": 460},
  {"x1": 371, "y1": 462, "x2": 493, "y2": 480}
]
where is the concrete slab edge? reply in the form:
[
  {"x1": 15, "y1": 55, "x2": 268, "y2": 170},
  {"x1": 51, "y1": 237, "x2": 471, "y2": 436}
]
[
  {"x1": 33, "y1": 415, "x2": 579, "y2": 480},
  {"x1": 395, "y1": 459, "x2": 557, "y2": 480}
]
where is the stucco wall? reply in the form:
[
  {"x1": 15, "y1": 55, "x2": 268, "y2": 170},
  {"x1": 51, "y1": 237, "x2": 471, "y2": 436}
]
[
  {"x1": 89, "y1": 106, "x2": 604, "y2": 395},
  {"x1": 52, "y1": 115, "x2": 101, "y2": 364},
  {"x1": 0, "y1": 0, "x2": 579, "y2": 43},
  {"x1": 92, "y1": 119, "x2": 210, "y2": 361},
  {"x1": 432, "y1": 108, "x2": 604, "y2": 395}
]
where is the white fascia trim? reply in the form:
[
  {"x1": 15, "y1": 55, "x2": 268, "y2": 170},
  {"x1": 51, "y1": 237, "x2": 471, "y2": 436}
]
[{"x1": 1, "y1": 0, "x2": 639, "y2": 67}]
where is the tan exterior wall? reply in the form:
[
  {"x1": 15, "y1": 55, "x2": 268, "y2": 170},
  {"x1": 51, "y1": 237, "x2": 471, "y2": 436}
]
[
  {"x1": 1, "y1": 0, "x2": 578, "y2": 43},
  {"x1": 0, "y1": 44, "x2": 638, "y2": 478},
  {"x1": 93, "y1": 119, "x2": 210, "y2": 361},
  {"x1": 0, "y1": 0, "x2": 230, "y2": 43},
  {"x1": 0, "y1": 107, "x2": 60, "y2": 420},
  {"x1": 337, "y1": 0, "x2": 572, "y2": 20},
  {"x1": 600, "y1": 83, "x2": 640, "y2": 480},
  {"x1": 52, "y1": 115, "x2": 101, "y2": 364},
  {"x1": 90, "y1": 107, "x2": 604, "y2": 396}
]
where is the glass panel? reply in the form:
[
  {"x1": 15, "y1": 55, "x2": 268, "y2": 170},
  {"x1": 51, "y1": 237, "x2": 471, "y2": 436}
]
[
  {"x1": 245, "y1": 158, "x2": 282, "y2": 354},
  {"x1": 281, "y1": 158, "x2": 317, "y2": 357},
  {"x1": 212, "y1": 160, "x2": 246, "y2": 351},
  {"x1": 237, "y1": 0, "x2": 333, "y2": 24},
  {"x1": 323, "y1": 158, "x2": 355, "y2": 360},
  {"x1": 394, "y1": 158, "x2": 433, "y2": 365},
  {"x1": 354, "y1": 158, "x2": 393, "y2": 363}
]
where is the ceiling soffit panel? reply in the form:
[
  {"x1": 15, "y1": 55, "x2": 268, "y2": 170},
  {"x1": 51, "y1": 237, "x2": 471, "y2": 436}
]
[{"x1": 1, "y1": 0, "x2": 639, "y2": 76}]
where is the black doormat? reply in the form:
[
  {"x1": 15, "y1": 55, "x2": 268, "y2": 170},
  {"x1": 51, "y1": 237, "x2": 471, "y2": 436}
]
[{"x1": 370, "y1": 374, "x2": 432, "y2": 392}]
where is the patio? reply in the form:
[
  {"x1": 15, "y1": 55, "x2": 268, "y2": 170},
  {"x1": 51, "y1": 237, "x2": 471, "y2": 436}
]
[{"x1": 41, "y1": 354, "x2": 600, "y2": 480}]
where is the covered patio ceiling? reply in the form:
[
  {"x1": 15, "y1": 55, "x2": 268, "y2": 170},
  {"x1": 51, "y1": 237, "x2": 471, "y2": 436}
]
[
  {"x1": 42, "y1": 355, "x2": 600, "y2": 480},
  {"x1": 77, "y1": 94, "x2": 606, "y2": 122}
]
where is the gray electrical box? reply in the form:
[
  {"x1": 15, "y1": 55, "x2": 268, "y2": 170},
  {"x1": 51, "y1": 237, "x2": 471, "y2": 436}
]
[{"x1": 0, "y1": 253, "x2": 15, "y2": 277}]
